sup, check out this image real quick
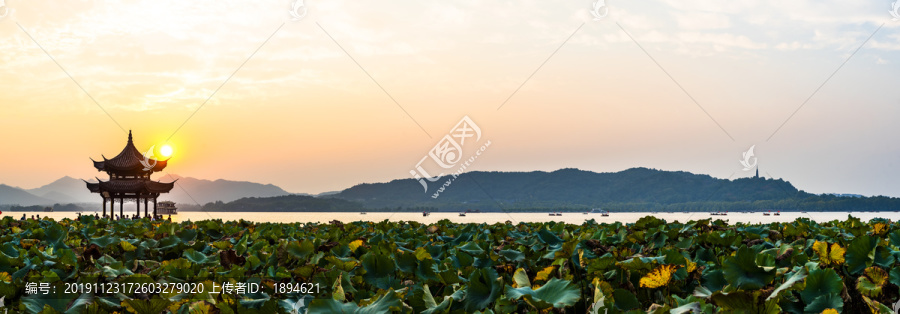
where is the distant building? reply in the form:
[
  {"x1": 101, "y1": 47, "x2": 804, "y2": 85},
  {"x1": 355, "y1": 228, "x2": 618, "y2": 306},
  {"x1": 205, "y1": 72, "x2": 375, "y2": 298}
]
[
  {"x1": 85, "y1": 131, "x2": 175, "y2": 218},
  {"x1": 157, "y1": 201, "x2": 177, "y2": 214}
]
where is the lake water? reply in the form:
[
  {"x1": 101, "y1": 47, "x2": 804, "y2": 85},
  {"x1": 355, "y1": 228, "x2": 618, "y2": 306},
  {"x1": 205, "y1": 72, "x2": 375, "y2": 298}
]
[{"x1": 5, "y1": 211, "x2": 899, "y2": 224}]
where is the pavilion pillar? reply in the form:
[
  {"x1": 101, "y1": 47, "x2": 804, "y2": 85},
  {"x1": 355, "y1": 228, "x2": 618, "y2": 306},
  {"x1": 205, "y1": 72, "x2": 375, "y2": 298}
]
[
  {"x1": 153, "y1": 198, "x2": 158, "y2": 217},
  {"x1": 119, "y1": 198, "x2": 123, "y2": 218},
  {"x1": 102, "y1": 197, "x2": 107, "y2": 217},
  {"x1": 144, "y1": 197, "x2": 149, "y2": 218},
  {"x1": 136, "y1": 198, "x2": 140, "y2": 217}
]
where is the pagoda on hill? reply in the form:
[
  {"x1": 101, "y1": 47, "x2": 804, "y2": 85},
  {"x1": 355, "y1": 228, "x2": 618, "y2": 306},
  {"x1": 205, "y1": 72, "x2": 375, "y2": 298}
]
[{"x1": 85, "y1": 131, "x2": 176, "y2": 218}]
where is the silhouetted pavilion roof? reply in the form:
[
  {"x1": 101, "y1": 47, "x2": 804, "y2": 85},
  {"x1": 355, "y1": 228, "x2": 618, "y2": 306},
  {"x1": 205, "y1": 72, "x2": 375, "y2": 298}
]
[
  {"x1": 92, "y1": 131, "x2": 167, "y2": 173},
  {"x1": 85, "y1": 179, "x2": 176, "y2": 194}
]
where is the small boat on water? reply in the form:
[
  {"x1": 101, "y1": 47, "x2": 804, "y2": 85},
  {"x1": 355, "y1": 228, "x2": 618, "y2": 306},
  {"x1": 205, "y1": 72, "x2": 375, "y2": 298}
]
[
  {"x1": 774, "y1": 211, "x2": 780, "y2": 216},
  {"x1": 459, "y1": 212, "x2": 466, "y2": 217},
  {"x1": 763, "y1": 211, "x2": 771, "y2": 216},
  {"x1": 601, "y1": 211, "x2": 609, "y2": 217},
  {"x1": 360, "y1": 212, "x2": 367, "y2": 215}
]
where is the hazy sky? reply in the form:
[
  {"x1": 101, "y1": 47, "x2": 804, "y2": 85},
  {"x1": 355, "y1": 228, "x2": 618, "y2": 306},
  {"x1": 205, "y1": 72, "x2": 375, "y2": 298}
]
[{"x1": 0, "y1": 0, "x2": 898, "y2": 197}]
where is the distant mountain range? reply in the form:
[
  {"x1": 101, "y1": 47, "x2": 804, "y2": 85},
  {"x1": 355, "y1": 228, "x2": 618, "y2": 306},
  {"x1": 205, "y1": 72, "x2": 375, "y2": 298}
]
[
  {"x1": 4, "y1": 168, "x2": 899, "y2": 212},
  {"x1": 330, "y1": 168, "x2": 900, "y2": 211},
  {"x1": 0, "y1": 175, "x2": 294, "y2": 206}
]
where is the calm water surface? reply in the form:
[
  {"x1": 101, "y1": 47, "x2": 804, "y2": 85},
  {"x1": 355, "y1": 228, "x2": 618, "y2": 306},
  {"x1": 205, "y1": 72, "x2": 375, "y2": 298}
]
[{"x1": 6, "y1": 211, "x2": 899, "y2": 224}]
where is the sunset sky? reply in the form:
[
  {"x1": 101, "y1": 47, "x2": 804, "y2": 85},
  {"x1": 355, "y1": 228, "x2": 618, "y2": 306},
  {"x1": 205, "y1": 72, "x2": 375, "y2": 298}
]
[{"x1": 1, "y1": 0, "x2": 898, "y2": 197}]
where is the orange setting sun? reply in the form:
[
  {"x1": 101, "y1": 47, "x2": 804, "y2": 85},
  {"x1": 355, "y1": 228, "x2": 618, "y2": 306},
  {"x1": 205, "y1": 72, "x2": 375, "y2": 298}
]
[{"x1": 160, "y1": 145, "x2": 173, "y2": 158}]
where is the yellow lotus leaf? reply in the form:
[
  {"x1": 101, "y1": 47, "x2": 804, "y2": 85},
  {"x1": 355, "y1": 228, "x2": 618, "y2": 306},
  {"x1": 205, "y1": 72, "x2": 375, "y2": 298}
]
[
  {"x1": 864, "y1": 266, "x2": 888, "y2": 286},
  {"x1": 0, "y1": 272, "x2": 11, "y2": 283},
  {"x1": 120, "y1": 241, "x2": 137, "y2": 252},
  {"x1": 685, "y1": 257, "x2": 698, "y2": 273},
  {"x1": 349, "y1": 240, "x2": 364, "y2": 252},
  {"x1": 872, "y1": 223, "x2": 888, "y2": 235},
  {"x1": 821, "y1": 309, "x2": 839, "y2": 314},
  {"x1": 639, "y1": 265, "x2": 679, "y2": 289},
  {"x1": 812, "y1": 241, "x2": 830, "y2": 264},
  {"x1": 535, "y1": 266, "x2": 555, "y2": 282},
  {"x1": 829, "y1": 243, "x2": 845, "y2": 265}
]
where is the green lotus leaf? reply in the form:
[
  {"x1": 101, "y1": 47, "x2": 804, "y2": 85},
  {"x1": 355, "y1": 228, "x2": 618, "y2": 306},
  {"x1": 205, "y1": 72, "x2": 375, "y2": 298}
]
[
  {"x1": 801, "y1": 267, "x2": 842, "y2": 304},
  {"x1": 505, "y1": 278, "x2": 580, "y2": 309},
  {"x1": 420, "y1": 284, "x2": 454, "y2": 314},
  {"x1": 361, "y1": 251, "x2": 395, "y2": 290},
  {"x1": 845, "y1": 235, "x2": 878, "y2": 275},
  {"x1": 157, "y1": 236, "x2": 180, "y2": 250},
  {"x1": 235, "y1": 234, "x2": 249, "y2": 256},
  {"x1": 498, "y1": 249, "x2": 525, "y2": 262},
  {"x1": 22, "y1": 290, "x2": 91, "y2": 314},
  {"x1": 458, "y1": 242, "x2": 484, "y2": 255},
  {"x1": 183, "y1": 249, "x2": 209, "y2": 264},
  {"x1": 464, "y1": 267, "x2": 501, "y2": 312},
  {"x1": 1, "y1": 242, "x2": 19, "y2": 258},
  {"x1": 803, "y1": 293, "x2": 842, "y2": 313},
  {"x1": 239, "y1": 291, "x2": 271, "y2": 309},
  {"x1": 537, "y1": 229, "x2": 563, "y2": 246},
  {"x1": 124, "y1": 297, "x2": 172, "y2": 314},
  {"x1": 722, "y1": 246, "x2": 776, "y2": 290},
  {"x1": 56, "y1": 248, "x2": 78, "y2": 267},
  {"x1": 612, "y1": 288, "x2": 640, "y2": 310},
  {"x1": 308, "y1": 288, "x2": 402, "y2": 314},
  {"x1": 45, "y1": 223, "x2": 69, "y2": 249},
  {"x1": 766, "y1": 267, "x2": 806, "y2": 300},
  {"x1": 177, "y1": 229, "x2": 198, "y2": 243},
  {"x1": 90, "y1": 235, "x2": 119, "y2": 248},
  {"x1": 286, "y1": 241, "x2": 314, "y2": 259}
]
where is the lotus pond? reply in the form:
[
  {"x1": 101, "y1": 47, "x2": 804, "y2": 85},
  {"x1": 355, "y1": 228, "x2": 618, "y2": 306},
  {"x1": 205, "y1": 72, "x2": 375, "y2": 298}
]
[{"x1": 1, "y1": 215, "x2": 899, "y2": 313}]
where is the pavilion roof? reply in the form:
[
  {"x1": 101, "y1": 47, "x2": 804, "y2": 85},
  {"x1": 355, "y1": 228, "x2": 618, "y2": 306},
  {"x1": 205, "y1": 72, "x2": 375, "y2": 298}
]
[
  {"x1": 92, "y1": 131, "x2": 167, "y2": 173},
  {"x1": 85, "y1": 178, "x2": 176, "y2": 194}
]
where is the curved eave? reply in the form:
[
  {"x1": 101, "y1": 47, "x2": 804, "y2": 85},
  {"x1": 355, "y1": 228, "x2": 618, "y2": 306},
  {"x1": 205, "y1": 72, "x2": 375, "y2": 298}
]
[
  {"x1": 91, "y1": 158, "x2": 167, "y2": 173},
  {"x1": 146, "y1": 179, "x2": 176, "y2": 193},
  {"x1": 84, "y1": 180, "x2": 101, "y2": 193}
]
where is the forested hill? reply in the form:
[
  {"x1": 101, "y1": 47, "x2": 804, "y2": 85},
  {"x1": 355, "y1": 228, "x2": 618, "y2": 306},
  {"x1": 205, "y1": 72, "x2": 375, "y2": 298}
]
[{"x1": 331, "y1": 168, "x2": 900, "y2": 211}]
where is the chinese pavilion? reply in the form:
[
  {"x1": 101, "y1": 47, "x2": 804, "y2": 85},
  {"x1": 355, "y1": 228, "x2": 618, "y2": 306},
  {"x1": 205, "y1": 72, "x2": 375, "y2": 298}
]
[{"x1": 85, "y1": 131, "x2": 176, "y2": 218}]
